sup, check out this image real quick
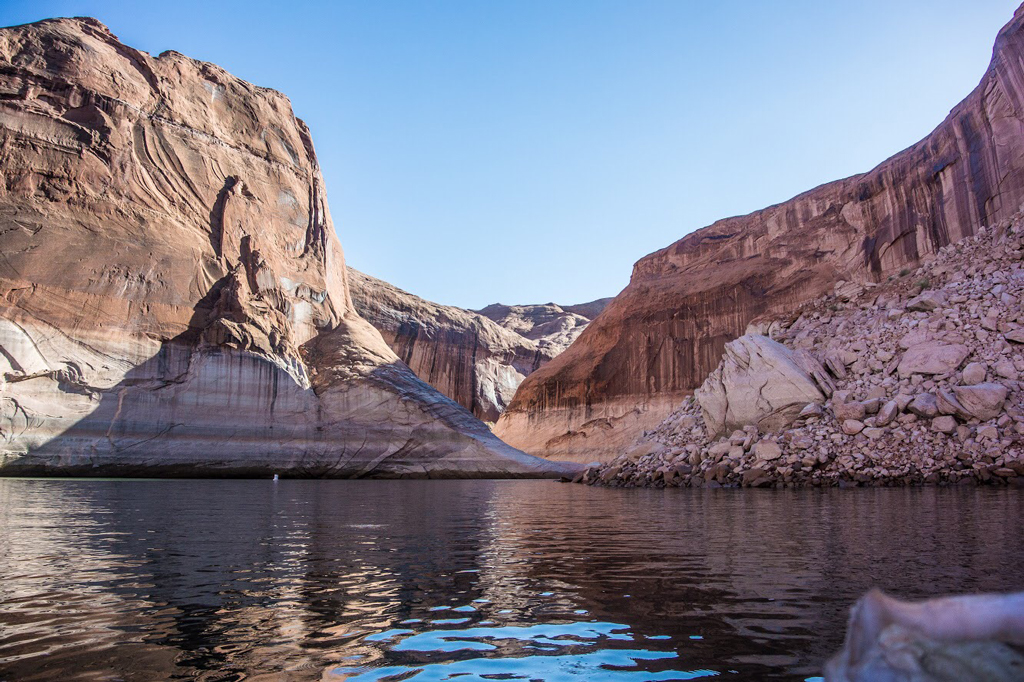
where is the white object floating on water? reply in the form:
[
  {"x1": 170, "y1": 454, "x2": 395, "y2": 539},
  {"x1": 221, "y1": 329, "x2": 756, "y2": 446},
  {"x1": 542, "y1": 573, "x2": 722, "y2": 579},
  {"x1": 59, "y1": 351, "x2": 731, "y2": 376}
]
[{"x1": 273, "y1": 474, "x2": 279, "y2": 481}]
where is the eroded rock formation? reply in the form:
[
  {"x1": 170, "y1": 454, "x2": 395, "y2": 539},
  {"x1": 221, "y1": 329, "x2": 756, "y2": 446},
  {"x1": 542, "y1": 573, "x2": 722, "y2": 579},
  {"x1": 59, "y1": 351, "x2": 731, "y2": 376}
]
[
  {"x1": 348, "y1": 267, "x2": 608, "y2": 421},
  {"x1": 578, "y1": 216, "x2": 1024, "y2": 489},
  {"x1": 476, "y1": 301, "x2": 610, "y2": 357},
  {"x1": 0, "y1": 17, "x2": 572, "y2": 478},
  {"x1": 348, "y1": 268, "x2": 546, "y2": 422},
  {"x1": 497, "y1": 4, "x2": 1024, "y2": 462},
  {"x1": 695, "y1": 335, "x2": 832, "y2": 440}
]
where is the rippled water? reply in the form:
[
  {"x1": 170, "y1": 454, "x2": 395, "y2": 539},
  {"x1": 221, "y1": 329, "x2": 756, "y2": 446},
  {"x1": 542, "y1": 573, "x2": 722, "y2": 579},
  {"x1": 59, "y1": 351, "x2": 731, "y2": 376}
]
[{"x1": 0, "y1": 480, "x2": 1022, "y2": 681}]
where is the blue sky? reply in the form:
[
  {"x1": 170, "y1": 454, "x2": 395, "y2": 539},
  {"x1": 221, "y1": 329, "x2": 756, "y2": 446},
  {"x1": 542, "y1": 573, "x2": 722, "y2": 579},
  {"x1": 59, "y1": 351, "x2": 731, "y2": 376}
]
[{"x1": 2, "y1": 1, "x2": 1019, "y2": 309}]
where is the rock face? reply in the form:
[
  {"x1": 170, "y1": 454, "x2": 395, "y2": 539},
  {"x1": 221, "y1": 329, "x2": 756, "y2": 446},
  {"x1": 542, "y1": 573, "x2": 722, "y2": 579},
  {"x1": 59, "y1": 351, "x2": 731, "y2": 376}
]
[
  {"x1": 347, "y1": 268, "x2": 547, "y2": 422},
  {"x1": 825, "y1": 590, "x2": 1024, "y2": 682},
  {"x1": 347, "y1": 269, "x2": 609, "y2": 422},
  {"x1": 695, "y1": 335, "x2": 829, "y2": 439},
  {"x1": 576, "y1": 213, "x2": 1024, "y2": 490},
  {"x1": 497, "y1": 4, "x2": 1024, "y2": 462},
  {"x1": 0, "y1": 18, "x2": 573, "y2": 478}
]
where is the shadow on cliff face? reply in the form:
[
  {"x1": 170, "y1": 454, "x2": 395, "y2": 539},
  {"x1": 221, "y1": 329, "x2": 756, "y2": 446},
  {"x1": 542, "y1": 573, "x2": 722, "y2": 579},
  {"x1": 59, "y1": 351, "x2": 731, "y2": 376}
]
[
  {"x1": 4, "y1": 266, "x2": 331, "y2": 476},
  {"x1": 10, "y1": 343, "x2": 436, "y2": 478},
  {"x1": 7, "y1": 316, "x2": 553, "y2": 479}
]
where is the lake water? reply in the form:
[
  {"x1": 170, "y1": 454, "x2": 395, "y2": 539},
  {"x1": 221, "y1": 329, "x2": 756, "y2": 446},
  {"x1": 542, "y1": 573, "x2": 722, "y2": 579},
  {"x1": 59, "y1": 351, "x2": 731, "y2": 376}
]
[{"x1": 0, "y1": 480, "x2": 1021, "y2": 681}]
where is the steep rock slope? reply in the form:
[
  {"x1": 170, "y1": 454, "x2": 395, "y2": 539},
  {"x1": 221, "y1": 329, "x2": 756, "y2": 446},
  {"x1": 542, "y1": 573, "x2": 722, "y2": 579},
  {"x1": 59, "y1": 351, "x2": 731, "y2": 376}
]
[
  {"x1": 347, "y1": 268, "x2": 609, "y2": 421},
  {"x1": 0, "y1": 17, "x2": 571, "y2": 478},
  {"x1": 497, "y1": 4, "x2": 1024, "y2": 463},
  {"x1": 347, "y1": 268, "x2": 547, "y2": 421},
  {"x1": 580, "y1": 216, "x2": 1024, "y2": 488}
]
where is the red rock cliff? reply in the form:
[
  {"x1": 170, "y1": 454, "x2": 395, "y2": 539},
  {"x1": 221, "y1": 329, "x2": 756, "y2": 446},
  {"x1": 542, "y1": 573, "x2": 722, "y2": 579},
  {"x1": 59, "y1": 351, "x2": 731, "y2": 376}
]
[
  {"x1": 496, "y1": 4, "x2": 1024, "y2": 462},
  {"x1": 347, "y1": 268, "x2": 608, "y2": 421},
  {"x1": 0, "y1": 17, "x2": 571, "y2": 478}
]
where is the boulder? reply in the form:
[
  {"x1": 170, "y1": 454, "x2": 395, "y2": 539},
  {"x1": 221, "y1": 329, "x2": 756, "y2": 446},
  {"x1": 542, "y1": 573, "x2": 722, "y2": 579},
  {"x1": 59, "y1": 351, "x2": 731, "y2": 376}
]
[
  {"x1": 962, "y1": 362, "x2": 988, "y2": 385},
  {"x1": 952, "y1": 383, "x2": 1009, "y2": 421},
  {"x1": 833, "y1": 399, "x2": 867, "y2": 421},
  {"x1": 742, "y1": 467, "x2": 770, "y2": 487},
  {"x1": 932, "y1": 416, "x2": 958, "y2": 434},
  {"x1": 624, "y1": 441, "x2": 664, "y2": 462},
  {"x1": 834, "y1": 280, "x2": 865, "y2": 302},
  {"x1": 842, "y1": 420, "x2": 865, "y2": 435},
  {"x1": 876, "y1": 400, "x2": 899, "y2": 426},
  {"x1": 799, "y1": 403, "x2": 824, "y2": 418},
  {"x1": 824, "y1": 352, "x2": 849, "y2": 379},
  {"x1": 906, "y1": 290, "x2": 947, "y2": 311},
  {"x1": 897, "y1": 343, "x2": 970, "y2": 377},
  {"x1": 695, "y1": 335, "x2": 826, "y2": 439},
  {"x1": 908, "y1": 393, "x2": 939, "y2": 418},
  {"x1": 993, "y1": 359, "x2": 1018, "y2": 381},
  {"x1": 936, "y1": 389, "x2": 969, "y2": 419},
  {"x1": 898, "y1": 331, "x2": 931, "y2": 350},
  {"x1": 753, "y1": 441, "x2": 783, "y2": 461}
]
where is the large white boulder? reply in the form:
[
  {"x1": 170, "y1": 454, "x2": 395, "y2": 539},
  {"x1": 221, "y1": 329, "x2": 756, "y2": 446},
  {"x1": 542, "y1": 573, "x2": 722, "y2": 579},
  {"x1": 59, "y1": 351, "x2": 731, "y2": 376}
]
[{"x1": 695, "y1": 335, "x2": 828, "y2": 439}]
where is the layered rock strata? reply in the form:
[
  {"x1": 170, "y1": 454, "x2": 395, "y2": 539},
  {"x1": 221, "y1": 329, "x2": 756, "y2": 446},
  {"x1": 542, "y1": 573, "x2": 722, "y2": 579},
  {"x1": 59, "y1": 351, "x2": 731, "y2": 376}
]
[
  {"x1": 0, "y1": 17, "x2": 572, "y2": 478},
  {"x1": 497, "y1": 4, "x2": 1024, "y2": 463},
  {"x1": 348, "y1": 268, "x2": 547, "y2": 422},
  {"x1": 579, "y1": 215, "x2": 1024, "y2": 488},
  {"x1": 348, "y1": 267, "x2": 608, "y2": 421}
]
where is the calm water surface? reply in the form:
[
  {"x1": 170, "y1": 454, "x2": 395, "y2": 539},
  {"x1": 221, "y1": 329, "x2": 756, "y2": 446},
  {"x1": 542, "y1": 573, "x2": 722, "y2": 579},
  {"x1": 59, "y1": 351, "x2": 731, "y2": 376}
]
[{"x1": 0, "y1": 480, "x2": 1021, "y2": 681}]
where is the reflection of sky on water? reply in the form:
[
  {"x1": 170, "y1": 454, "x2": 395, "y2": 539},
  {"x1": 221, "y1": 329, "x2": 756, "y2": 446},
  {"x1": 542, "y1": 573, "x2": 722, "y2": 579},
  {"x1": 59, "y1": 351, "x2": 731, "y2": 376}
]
[{"x1": 334, "y1": 620, "x2": 716, "y2": 681}]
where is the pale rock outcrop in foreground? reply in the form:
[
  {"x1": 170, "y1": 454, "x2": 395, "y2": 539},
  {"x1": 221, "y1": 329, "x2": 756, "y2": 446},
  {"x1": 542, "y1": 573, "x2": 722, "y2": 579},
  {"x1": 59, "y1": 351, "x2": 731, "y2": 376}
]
[
  {"x1": 579, "y1": 215, "x2": 1024, "y2": 488},
  {"x1": 347, "y1": 268, "x2": 608, "y2": 422},
  {"x1": 0, "y1": 17, "x2": 573, "y2": 478},
  {"x1": 825, "y1": 590, "x2": 1024, "y2": 681}
]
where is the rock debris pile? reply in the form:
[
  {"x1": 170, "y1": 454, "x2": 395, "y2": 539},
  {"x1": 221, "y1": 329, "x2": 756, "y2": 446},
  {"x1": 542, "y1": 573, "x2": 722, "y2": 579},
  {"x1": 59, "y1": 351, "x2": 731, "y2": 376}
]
[{"x1": 577, "y1": 215, "x2": 1024, "y2": 488}]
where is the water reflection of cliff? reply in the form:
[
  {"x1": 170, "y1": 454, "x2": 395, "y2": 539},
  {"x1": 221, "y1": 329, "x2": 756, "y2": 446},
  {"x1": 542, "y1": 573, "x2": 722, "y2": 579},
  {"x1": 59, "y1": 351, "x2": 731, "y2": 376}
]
[
  {"x1": 1, "y1": 481, "x2": 1022, "y2": 681},
  {"x1": 0, "y1": 480, "x2": 499, "y2": 680},
  {"x1": 478, "y1": 485, "x2": 1024, "y2": 679}
]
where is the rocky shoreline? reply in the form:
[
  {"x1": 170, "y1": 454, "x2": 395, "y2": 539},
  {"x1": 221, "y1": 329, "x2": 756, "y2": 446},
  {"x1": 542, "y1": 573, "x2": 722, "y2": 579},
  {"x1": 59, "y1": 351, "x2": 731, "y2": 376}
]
[{"x1": 576, "y1": 215, "x2": 1024, "y2": 489}]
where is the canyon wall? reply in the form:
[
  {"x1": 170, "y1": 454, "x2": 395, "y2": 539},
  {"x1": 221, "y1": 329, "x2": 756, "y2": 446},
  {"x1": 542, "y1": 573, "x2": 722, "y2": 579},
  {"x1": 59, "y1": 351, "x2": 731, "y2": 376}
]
[
  {"x1": 0, "y1": 17, "x2": 571, "y2": 478},
  {"x1": 348, "y1": 268, "x2": 607, "y2": 421},
  {"x1": 496, "y1": 4, "x2": 1024, "y2": 462}
]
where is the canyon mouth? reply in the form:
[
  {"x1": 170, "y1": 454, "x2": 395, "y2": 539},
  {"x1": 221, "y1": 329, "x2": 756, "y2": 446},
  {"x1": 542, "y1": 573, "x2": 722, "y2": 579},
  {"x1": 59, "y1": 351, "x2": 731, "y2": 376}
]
[{"x1": 1, "y1": 6, "x2": 1023, "y2": 682}]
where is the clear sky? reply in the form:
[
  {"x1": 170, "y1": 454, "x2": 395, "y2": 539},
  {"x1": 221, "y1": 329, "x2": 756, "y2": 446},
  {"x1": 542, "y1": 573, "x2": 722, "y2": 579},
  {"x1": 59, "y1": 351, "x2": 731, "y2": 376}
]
[{"x1": 2, "y1": 1, "x2": 1020, "y2": 309}]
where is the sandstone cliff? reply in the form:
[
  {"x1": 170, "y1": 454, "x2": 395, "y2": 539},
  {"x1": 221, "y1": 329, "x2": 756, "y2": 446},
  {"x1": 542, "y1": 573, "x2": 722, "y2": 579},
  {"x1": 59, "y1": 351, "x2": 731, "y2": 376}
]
[
  {"x1": 347, "y1": 268, "x2": 545, "y2": 422},
  {"x1": 347, "y1": 268, "x2": 608, "y2": 421},
  {"x1": 580, "y1": 215, "x2": 1024, "y2": 488},
  {"x1": 497, "y1": 4, "x2": 1024, "y2": 463},
  {"x1": 0, "y1": 17, "x2": 572, "y2": 478}
]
